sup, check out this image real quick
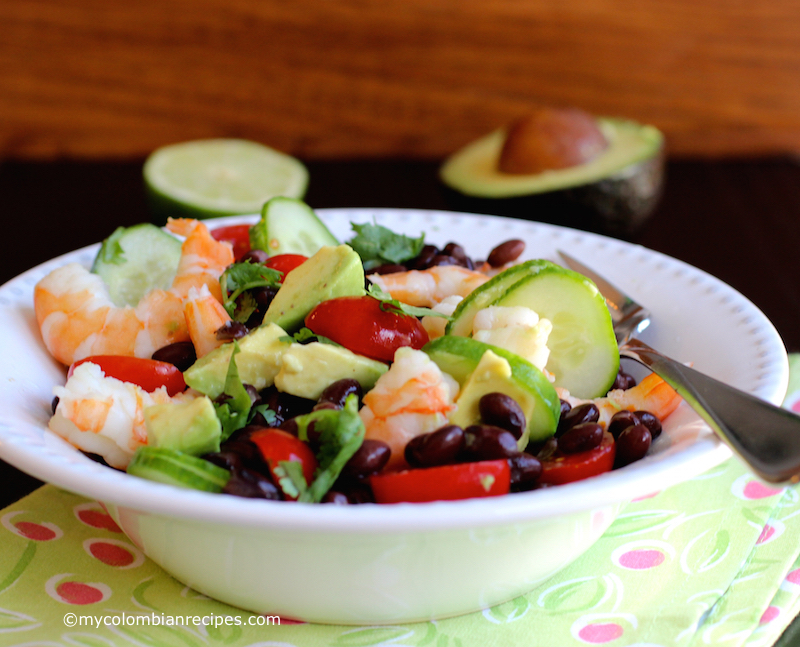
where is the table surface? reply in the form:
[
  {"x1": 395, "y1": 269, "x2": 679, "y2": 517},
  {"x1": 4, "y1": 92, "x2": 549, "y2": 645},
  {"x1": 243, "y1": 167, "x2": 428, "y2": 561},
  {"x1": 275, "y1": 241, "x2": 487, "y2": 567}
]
[{"x1": 2, "y1": 156, "x2": 800, "y2": 644}]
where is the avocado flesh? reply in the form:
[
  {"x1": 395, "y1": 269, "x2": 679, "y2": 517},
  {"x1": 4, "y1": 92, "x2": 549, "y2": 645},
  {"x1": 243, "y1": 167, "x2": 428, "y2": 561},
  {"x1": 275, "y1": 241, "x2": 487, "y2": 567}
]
[
  {"x1": 275, "y1": 342, "x2": 388, "y2": 400},
  {"x1": 440, "y1": 118, "x2": 664, "y2": 237}
]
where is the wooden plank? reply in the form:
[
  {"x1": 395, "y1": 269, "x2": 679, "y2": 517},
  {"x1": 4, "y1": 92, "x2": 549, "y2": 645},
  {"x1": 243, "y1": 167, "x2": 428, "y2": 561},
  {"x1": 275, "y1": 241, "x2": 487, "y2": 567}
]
[{"x1": 2, "y1": 0, "x2": 800, "y2": 160}]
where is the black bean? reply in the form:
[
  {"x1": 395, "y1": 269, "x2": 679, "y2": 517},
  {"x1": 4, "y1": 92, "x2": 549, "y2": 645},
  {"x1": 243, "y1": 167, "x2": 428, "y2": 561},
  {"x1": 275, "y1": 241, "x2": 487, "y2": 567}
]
[
  {"x1": 219, "y1": 438, "x2": 266, "y2": 470},
  {"x1": 51, "y1": 396, "x2": 60, "y2": 414},
  {"x1": 253, "y1": 285, "x2": 279, "y2": 308},
  {"x1": 226, "y1": 424, "x2": 266, "y2": 443},
  {"x1": 331, "y1": 477, "x2": 375, "y2": 504},
  {"x1": 202, "y1": 451, "x2": 243, "y2": 472},
  {"x1": 405, "y1": 425, "x2": 465, "y2": 467},
  {"x1": 558, "y1": 422, "x2": 603, "y2": 454},
  {"x1": 464, "y1": 424, "x2": 519, "y2": 460},
  {"x1": 240, "y1": 249, "x2": 269, "y2": 264},
  {"x1": 487, "y1": 239, "x2": 525, "y2": 267},
  {"x1": 312, "y1": 401, "x2": 339, "y2": 412},
  {"x1": 342, "y1": 439, "x2": 391, "y2": 478},
  {"x1": 608, "y1": 410, "x2": 640, "y2": 440},
  {"x1": 215, "y1": 320, "x2": 249, "y2": 341},
  {"x1": 222, "y1": 467, "x2": 281, "y2": 500},
  {"x1": 442, "y1": 242, "x2": 471, "y2": 267},
  {"x1": 321, "y1": 491, "x2": 350, "y2": 504},
  {"x1": 318, "y1": 378, "x2": 362, "y2": 408},
  {"x1": 370, "y1": 263, "x2": 407, "y2": 275},
  {"x1": 152, "y1": 341, "x2": 197, "y2": 372},
  {"x1": 556, "y1": 402, "x2": 600, "y2": 437},
  {"x1": 260, "y1": 386, "x2": 314, "y2": 423},
  {"x1": 614, "y1": 424, "x2": 652, "y2": 467},
  {"x1": 479, "y1": 392, "x2": 526, "y2": 439},
  {"x1": 278, "y1": 418, "x2": 299, "y2": 437},
  {"x1": 634, "y1": 410, "x2": 663, "y2": 440},
  {"x1": 407, "y1": 244, "x2": 439, "y2": 270},
  {"x1": 508, "y1": 452, "x2": 542, "y2": 486},
  {"x1": 428, "y1": 254, "x2": 460, "y2": 267},
  {"x1": 612, "y1": 370, "x2": 637, "y2": 391},
  {"x1": 535, "y1": 436, "x2": 559, "y2": 461},
  {"x1": 559, "y1": 399, "x2": 572, "y2": 418}
]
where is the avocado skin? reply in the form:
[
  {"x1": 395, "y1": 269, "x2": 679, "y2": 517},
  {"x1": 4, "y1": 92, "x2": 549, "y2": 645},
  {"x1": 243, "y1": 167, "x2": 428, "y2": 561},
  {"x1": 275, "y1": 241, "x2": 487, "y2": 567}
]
[
  {"x1": 441, "y1": 151, "x2": 664, "y2": 239},
  {"x1": 440, "y1": 118, "x2": 665, "y2": 239}
]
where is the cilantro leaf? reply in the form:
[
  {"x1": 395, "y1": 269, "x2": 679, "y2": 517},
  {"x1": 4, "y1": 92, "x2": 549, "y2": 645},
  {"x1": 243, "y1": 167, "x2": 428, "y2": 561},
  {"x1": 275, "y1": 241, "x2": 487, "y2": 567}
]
[
  {"x1": 367, "y1": 284, "x2": 451, "y2": 319},
  {"x1": 248, "y1": 403, "x2": 278, "y2": 427},
  {"x1": 273, "y1": 460, "x2": 308, "y2": 500},
  {"x1": 348, "y1": 222, "x2": 425, "y2": 269},
  {"x1": 292, "y1": 395, "x2": 365, "y2": 503},
  {"x1": 212, "y1": 342, "x2": 253, "y2": 441},
  {"x1": 279, "y1": 327, "x2": 342, "y2": 347},
  {"x1": 220, "y1": 261, "x2": 282, "y2": 319}
]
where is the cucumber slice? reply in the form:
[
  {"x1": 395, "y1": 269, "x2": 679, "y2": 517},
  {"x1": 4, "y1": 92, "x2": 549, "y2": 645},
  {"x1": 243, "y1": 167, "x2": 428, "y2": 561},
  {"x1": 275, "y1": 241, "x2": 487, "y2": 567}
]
[
  {"x1": 446, "y1": 259, "x2": 551, "y2": 336},
  {"x1": 250, "y1": 197, "x2": 338, "y2": 257},
  {"x1": 423, "y1": 336, "x2": 560, "y2": 443},
  {"x1": 144, "y1": 139, "x2": 308, "y2": 222},
  {"x1": 127, "y1": 447, "x2": 230, "y2": 493},
  {"x1": 91, "y1": 223, "x2": 182, "y2": 307},
  {"x1": 493, "y1": 265, "x2": 618, "y2": 398}
]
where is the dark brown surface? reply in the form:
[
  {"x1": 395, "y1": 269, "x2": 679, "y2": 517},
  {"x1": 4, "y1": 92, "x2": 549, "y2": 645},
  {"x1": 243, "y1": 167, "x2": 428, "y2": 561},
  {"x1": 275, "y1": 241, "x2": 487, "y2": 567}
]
[
  {"x1": 4, "y1": 0, "x2": 800, "y2": 159},
  {"x1": 1, "y1": 157, "x2": 799, "y2": 641}
]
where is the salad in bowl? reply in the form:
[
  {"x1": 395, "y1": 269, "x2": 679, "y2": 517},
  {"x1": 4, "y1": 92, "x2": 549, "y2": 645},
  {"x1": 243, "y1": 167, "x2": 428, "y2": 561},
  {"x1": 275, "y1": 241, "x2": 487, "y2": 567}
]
[
  {"x1": 38, "y1": 197, "x2": 677, "y2": 506},
  {"x1": 0, "y1": 203, "x2": 786, "y2": 623}
]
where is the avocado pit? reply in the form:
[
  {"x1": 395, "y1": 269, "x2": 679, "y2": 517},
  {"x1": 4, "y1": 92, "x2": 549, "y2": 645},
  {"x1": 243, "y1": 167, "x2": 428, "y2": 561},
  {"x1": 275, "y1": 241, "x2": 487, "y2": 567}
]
[{"x1": 498, "y1": 107, "x2": 609, "y2": 175}]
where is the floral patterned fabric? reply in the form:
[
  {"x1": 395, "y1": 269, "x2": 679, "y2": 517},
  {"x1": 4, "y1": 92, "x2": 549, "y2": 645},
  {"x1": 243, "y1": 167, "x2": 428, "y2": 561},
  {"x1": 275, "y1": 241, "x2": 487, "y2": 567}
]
[{"x1": 2, "y1": 357, "x2": 800, "y2": 646}]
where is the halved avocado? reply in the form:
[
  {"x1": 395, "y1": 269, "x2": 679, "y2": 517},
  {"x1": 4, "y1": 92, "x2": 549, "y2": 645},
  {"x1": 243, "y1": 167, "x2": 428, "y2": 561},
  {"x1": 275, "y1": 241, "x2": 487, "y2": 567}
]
[{"x1": 440, "y1": 116, "x2": 665, "y2": 238}]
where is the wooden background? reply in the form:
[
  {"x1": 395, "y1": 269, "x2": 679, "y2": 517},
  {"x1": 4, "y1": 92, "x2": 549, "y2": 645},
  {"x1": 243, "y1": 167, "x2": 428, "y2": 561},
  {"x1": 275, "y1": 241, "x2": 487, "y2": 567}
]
[{"x1": 2, "y1": 0, "x2": 800, "y2": 161}]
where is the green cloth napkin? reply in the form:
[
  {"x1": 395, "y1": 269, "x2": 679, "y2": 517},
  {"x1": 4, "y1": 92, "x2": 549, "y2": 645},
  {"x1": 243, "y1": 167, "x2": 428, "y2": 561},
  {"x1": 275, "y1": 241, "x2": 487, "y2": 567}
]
[{"x1": 3, "y1": 360, "x2": 800, "y2": 646}]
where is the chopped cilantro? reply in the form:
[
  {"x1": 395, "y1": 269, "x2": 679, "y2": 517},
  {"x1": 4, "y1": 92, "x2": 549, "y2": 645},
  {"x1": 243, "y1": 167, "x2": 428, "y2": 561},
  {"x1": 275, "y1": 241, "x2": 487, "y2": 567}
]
[
  {"x1": 291, "y1": 395, "x2": 365, "y2": 503},
  {"x1": 213, "y1": 342, "x2": 253, "y2": 441},
  {"x1": 348, "y1": 222, "x2": 425, "y2": 270},
  {"x1": 220, "y1": 261, "x2": 282, "y2": 320},
  {"x1": 279, "y1": 327, "x2": 342, "y2": 346},
  {"x1": 367, "y1": 284, "x2": 450, "y2": 320}
]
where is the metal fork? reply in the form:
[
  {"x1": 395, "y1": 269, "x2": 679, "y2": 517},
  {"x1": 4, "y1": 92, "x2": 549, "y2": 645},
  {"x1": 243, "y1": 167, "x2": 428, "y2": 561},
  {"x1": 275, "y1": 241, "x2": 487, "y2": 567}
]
[{"x1": 558, "y1": 251, "x2": 800, "y2": 484}]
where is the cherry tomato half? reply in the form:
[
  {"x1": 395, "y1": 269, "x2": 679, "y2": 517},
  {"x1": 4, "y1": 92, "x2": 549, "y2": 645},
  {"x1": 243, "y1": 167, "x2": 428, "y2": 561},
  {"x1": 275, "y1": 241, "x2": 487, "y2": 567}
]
[
  {"x1": 68, "y1": 356, "x2": 187, "y2": 396},
  {"x1": 538, "y1": 431, "x2": 616, "y2": 486},
  {"x1": 370, "y1": 459, "x2": 510, "y2": 503},
  {"x1": 249, "y1": 428, "x2": 319, "y2": 499},
  {"x1": 211, "y1": 224, "x2": 251, "y2": 261},
  {"x1": 305, "y1": 296, "x2": 429, "y2": 363},
  {"x1": 264, "y1": 254, "x2": 308, "y2": 282}
]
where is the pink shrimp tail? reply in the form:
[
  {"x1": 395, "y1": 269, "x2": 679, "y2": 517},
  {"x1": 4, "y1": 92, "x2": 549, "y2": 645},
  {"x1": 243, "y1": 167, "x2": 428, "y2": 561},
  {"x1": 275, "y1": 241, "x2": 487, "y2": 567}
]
[{"x1": 166, "y1": 218, "x2": 234, "y2": 301}]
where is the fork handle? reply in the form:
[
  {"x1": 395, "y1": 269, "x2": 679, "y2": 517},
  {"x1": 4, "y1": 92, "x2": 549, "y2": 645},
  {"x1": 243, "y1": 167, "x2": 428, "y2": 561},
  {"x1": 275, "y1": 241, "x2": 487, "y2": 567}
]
[{"x1": 619, "y1": 339, "x2": 800, "y2": 484}]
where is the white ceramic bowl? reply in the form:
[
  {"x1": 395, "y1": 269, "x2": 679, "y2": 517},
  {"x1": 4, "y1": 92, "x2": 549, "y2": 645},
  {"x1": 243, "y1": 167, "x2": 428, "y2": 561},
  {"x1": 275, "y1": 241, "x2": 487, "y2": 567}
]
[{"x1": 0, "y1": 209, "x2": 788, "y2": 624}]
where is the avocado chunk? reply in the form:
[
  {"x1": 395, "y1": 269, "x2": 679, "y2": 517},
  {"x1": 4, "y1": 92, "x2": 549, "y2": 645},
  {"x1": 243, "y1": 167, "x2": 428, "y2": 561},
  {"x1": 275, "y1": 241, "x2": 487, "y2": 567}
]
[
  {"x1": 262, "y1": 244, "x2": 365, "y2": 332},
  {"x1": 449, "y1": 350, "x2": 539, "y2": 450},
  {"x1": 275, "y1": 342, "x2": 388, "y2": 400},
  {"x1": 183, "y1": 323, "x2": 290, "y2": 399},
  {"x1": 144, "y1": 396, "x2": 222, "y2": 456},
  {"x1": 440, "y1": 117, "x2": 664, "y2": 237},
  {"x1": 423, "y1": 336, "x2": 560, "y2": 445}
]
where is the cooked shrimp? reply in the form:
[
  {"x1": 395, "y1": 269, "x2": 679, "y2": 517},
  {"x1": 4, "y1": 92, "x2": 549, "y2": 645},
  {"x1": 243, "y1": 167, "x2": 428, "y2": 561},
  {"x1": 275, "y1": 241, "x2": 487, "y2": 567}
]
[
  {"x1": 35, "y1": 264, "x2": 189, "y2": 366},
  {"x1": 35, "y1": 218, "x2": 234, "y2": 366},
  {"x1": 360, "y1": 347, "x2": 459, "y2": 470},
  {"x1": 49, "y1": 362, "x2": 192, "y2": 469},
  {"x1": 368, "y1": 266, "x2": 491, "y2": 308},
  {"x1": 184, "y1": 285, "x2": 232, "y2": 357},
  {"x1": 558, "y1": 373, "x2": 682, "y2": 428},
  {"x1": 165, "y1": 218, "x2": 234, "y2": 302},
  {"x1": 420, "y1": 295, "x2": 463, "y2": 340}
]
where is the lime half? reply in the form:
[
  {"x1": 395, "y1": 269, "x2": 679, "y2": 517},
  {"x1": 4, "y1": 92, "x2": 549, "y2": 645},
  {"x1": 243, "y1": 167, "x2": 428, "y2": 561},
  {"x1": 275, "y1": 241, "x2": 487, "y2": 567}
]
[{"x1": 144, "y1": 139, "x2": 309, "y2": 223}]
